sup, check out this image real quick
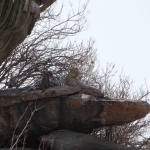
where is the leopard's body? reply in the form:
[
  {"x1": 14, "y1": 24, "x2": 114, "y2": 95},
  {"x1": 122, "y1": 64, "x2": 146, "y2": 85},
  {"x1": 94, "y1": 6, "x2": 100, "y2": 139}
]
[
  {"x1": 20, "y1": 79, "x2": 65, "y2": 92},
  {"x1": 19, "y1": 68, "x2": 104, "y2": 98},
  {"x1": 65, "y1": 68, "x2": 80, "y2": 86},
  {"x1": 19, "y1": 71, "x2": 63, "y2": 92},
  {"x1": 65, "y1": 67, "x2": 104, "y2": 97}
]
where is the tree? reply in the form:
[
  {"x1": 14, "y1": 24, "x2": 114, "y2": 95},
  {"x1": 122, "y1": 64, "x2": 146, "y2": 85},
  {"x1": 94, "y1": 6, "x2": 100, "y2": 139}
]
[
  {"x1": 0, "y1": 1, "x2": 93, "y2": 89},
  {"x1": 0, "y1": 1, "x2": 150, "y2": 150}
]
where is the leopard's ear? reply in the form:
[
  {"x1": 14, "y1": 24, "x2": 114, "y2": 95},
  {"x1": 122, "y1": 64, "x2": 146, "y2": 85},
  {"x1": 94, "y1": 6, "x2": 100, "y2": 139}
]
[
  {"x1": 71, "y1": 74, "x2": 76, "y2": 78},
  {"x1": 70, "y1": 67, "x2": 79, "y2": 73},
  {"x1": 42, "y1": 70, "x2": 53, "y2": 77},
  {"x1": 48, "y1": 71, "x2": 53, "y2": 78}
]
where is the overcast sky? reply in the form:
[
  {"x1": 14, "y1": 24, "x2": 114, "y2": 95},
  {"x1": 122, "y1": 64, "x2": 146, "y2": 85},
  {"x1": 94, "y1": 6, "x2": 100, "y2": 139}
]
[{"x1": 59, "y1": 0, "x2": 150, "y2": 89}]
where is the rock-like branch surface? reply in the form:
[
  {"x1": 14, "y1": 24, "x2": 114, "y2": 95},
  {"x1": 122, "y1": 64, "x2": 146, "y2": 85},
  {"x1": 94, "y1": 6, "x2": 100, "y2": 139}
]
[
  {"x1": 0, "y1": 86, "x2": 149, "y2": 148},
  {"x1": 0, "y1": 86, "x2": 149, "y2": 140}
]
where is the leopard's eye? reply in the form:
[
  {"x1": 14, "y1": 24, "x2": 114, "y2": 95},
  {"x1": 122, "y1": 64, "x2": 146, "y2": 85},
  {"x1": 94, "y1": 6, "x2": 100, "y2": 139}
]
[{"x1": 72, "y1": 74, "x2": 76, "y2": 78}]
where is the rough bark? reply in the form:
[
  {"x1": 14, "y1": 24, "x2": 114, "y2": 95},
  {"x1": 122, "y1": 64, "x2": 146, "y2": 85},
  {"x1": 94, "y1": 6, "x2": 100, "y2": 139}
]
[
  {"x1": 0, "y1": 12, "x2": 34, "y2": 65},
  {"x1": 0, "y1": 0, "x2": 56, "y2": 65}
]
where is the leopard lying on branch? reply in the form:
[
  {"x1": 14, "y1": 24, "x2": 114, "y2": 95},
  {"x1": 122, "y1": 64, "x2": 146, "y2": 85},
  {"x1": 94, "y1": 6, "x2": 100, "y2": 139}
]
[{"x1": 18, "y1": 68, "x2": 104, "y2": 97}]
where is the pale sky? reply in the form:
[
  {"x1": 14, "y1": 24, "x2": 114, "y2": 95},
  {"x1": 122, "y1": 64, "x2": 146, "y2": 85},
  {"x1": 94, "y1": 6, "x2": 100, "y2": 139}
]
[{"x1": 59, "y1": 0, "x2": 150, "y2": 89}]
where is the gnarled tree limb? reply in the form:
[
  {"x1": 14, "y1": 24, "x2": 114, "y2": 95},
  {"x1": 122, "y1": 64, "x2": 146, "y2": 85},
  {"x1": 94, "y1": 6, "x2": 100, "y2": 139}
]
[{"x1": 0, "y1": 0, "x2": 56, "y2": 65}]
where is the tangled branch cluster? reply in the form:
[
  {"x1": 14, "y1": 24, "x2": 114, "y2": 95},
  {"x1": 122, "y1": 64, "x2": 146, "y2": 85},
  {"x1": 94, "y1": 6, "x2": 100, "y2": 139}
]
[
  {"x1": 0, "y1": 2, "x2": 96, "y2": 89},
  {"x1": 0, "y1": 1, "x2": 150, "y2": 149}
]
